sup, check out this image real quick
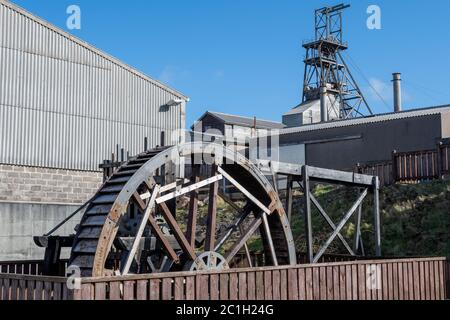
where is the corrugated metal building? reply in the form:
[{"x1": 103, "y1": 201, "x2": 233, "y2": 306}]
[
  {"x1": 0, "y1": 0, "x2": 188, "y2": 260},
  {"x1": 0, "y1": 0, "x2": 188, "y2": 171}
]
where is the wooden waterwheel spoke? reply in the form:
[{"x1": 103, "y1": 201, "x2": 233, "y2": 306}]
[
  {"x1": 132, "y1": 191, "x2": 147, "y2": 211},
  {"x1": 122, "y1": 185, "x2": 161, "y2": 275},
  {"x1": 186, "y1": 165, "x2": 200, "y2": 247},
  {"x1": 217, "y1": 190, "x2": 252, "y2": 266},
  {"x1": 217, "y1": 166, "x2": 271, "y2": 214},
  {"x1": 204, "y1": 164, "x2": 219, "y2": 252},
  {"x1": 159, "y1": 202, "x2": 197, "y2": 261},
  {"x1": 224, "y1": 217, "x2": 262, "y2": 263},
  {"x1": 214, "y1": 204, "x2": 252, "y2": 252}
]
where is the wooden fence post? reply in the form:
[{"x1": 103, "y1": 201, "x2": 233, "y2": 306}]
[
  {"x1": 391, "y1": 150, "x2": 398, "y2": 183},
  {"x1": 436, "y1": 142, "x2": 443, "y2": 180}
]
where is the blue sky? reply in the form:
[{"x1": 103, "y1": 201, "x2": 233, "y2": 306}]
[{"x1": 12, "y1": 0, "x2": 450, "y2": 126}]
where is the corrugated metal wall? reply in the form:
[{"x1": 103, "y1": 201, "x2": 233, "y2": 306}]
[{"x1": 0, "y1": 1, "x2": 187, "y2": 171}]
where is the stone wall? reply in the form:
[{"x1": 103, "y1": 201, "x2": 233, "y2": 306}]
[{"x1": 0, "y1": 165, "x2": 102, "y2": 204}]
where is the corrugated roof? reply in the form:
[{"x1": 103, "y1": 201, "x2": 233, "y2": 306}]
[
  {"x1": 279, "y1": 104, "x2": 450, "y2": 136},
  {"x1": 195, "y1": 111, "x2": 286, "y2": 129},
  {"x1": 3, "y1": 0, "x2": 188, "y2": 101}
]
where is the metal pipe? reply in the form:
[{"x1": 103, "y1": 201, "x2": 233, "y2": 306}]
[
  {"x1": 392, "y1": 73, "x2": 402, "y2": 112},
  {"x1": 44, "y1": 196, "x2": 95, "y2": 236},
  {"x1": 320, "y1": 86, "x2": 328, "y2": 122}
]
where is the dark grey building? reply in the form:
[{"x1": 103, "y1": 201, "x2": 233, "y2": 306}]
[{"x1": 279, "y1": 105, "x2": 450, "y2": 170}]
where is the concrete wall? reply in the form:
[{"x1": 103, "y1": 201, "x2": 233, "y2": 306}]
[
  {"x1": 280, "y1": 114, "x2": 443, "y2": 170},
  {"x1": 0, "y1": 202, "x2": 82, "y2": 261}
]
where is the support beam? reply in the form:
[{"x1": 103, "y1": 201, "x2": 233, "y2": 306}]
[
  {"x1": 214, "y1": 202, "x2": 252, "y2": 251},
  {"x1": 373, "y1": 177, "x2": 382, "y2": 256},
  {"x1": 122, "y1": 186, "x2": 160, "y2": 275},
  {"x1": 156, "y1": 174, "x2": 223, "y2": 204},
  {"x1": 306, "y1": 165, "x2": 374, "y2": 187},
  {"x1": 270, "y1": 164, "x2": 279, "y2": 194},
  {"x1": 225, "y1": 218, "x2": 262, "y2": 263},
  {"x1": 218, "y1": 190, "x2": 243, "y2": 213},
  {"x1": 313, "y1": 188, "x2": 368, "y2": 263},
  {"x1": 302, "y1": 165, "x2": 314, "y2": 263},
  {"x1": 217, "y1": 166, "x2": 271, "y2": 214},
  {"x1": 159, "y1": 202, "x2": 197, "y2": 261},
  {"x1": 261, "y1": 212, "x2": 278, "y2": 266},
  {"x1": 353, "y1": 190, "x2": 363, "y2": 254},
  {"x1": 204, "y1": 165, "x2": 219, "y2": 252},
  {"x1": 186, "y1": 166, "x2": 200, "y2": 247},
  {"x1": 309, "y1": 193, "x2": 355, "y2": 256},
  {"x1": 239, "y1": 225, "x2": 253, "y2": 268},
  {"x1": 286, "y1": 176, "x2": 293, "y2": 223}
]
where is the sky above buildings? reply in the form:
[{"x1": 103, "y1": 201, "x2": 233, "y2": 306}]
[{"x1": 12, "y1": 0, "x2": 450, "y2": 126}]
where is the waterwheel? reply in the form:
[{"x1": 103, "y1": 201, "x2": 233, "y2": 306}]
[{"x1": 69, "y1": 142, "x2": 296, "y2": 277}]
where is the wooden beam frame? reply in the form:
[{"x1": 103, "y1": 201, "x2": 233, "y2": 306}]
[
  {"x1": 313, "y1": 188, "x2": 368, "y2": 263},
  {"x1": 309, "y1": 193, "x2": 355, "y2": 256},
  {"x1": 256, "y1": 161, "x2": 374, "y2": 187}
]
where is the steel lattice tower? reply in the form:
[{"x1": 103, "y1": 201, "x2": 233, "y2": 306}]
[{"x1": 302, "y1": 4, "x2": 373, "y2": 120}]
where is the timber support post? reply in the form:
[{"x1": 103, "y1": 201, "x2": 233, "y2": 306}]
[
  {"x1": 302, "y1": 165, "x2": 314, "y2": 263},
  {"x1": 373, "y1": 176, "x2": 382, "y2": 257}
]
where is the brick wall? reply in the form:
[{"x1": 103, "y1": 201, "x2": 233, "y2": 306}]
[{"x1": 0, "y1": 165, "x2": 102, "y2": 204}]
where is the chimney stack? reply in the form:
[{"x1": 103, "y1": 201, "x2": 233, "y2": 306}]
[
  {"x1": 392, "y1": 73, "x2": 402, "y2": 112},
  {"x1": 320, "y1": 86, "x2": 328, "y2": 122}
]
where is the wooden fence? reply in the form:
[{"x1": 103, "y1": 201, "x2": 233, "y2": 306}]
[
  {"x1": 441, "y1": 144, "x2": 450, "y2": 175},
  {"x1": 2, "y1": 257, "x2": 447, "y2": 300},
  {"x1": 0, "y1": 260, "x2": 68, "y2": 276},
  {"x1": 0, "y1": 274, "x2": 73, "y2": 300},
  {"x1": 73, "y1": 257, "x2": 450, "y2": 300},
  {"x1": 393, "y1": 149, "x2": 441, "y2": 182},
  {"x1": 355, "y1": 144, "x2": 450, "y2": 186}
]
